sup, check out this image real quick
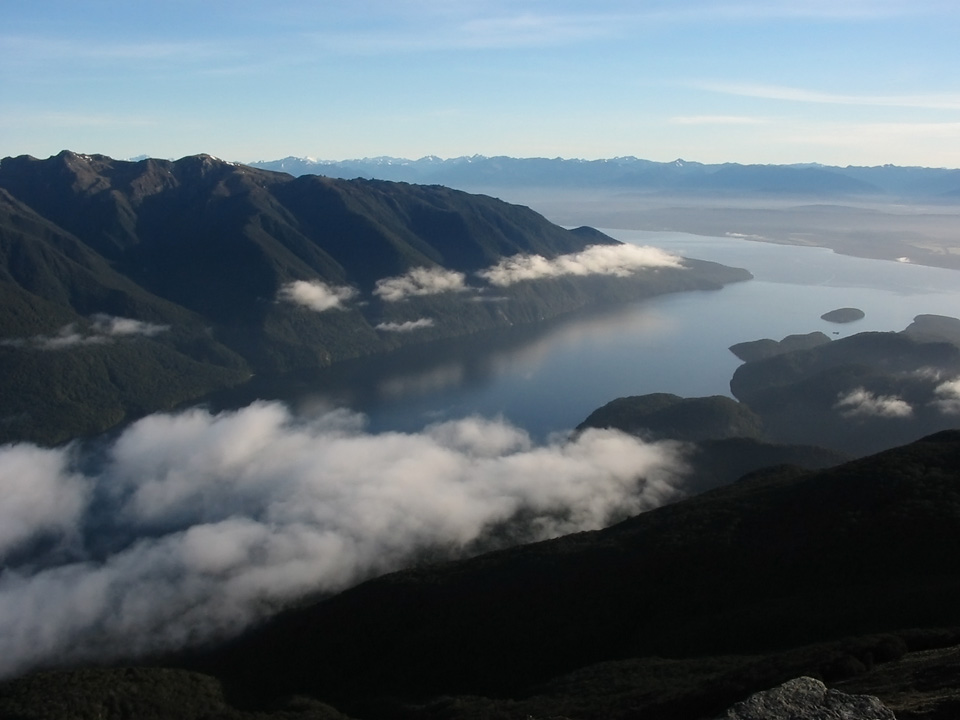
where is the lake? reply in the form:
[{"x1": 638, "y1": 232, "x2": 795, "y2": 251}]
[{"x1": 214, "y1": 231, "x2": 960, "y2": 440}]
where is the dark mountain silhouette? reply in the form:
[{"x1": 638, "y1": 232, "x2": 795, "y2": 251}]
[
  {"x1": 729, "y1": 317, "x2": 960, "y2": 456},
  {"x1": 729, "y1": 331, "x2": 832, "y2": 362},
  {"x1": 0, "y1": 151, "x2": 749, "y2": 444},
  {"x1": 581, "y1": 316, "x2": 960, "y2": 459},
  {"x1": 577, "y1": 393, "x2": 765, "y2": 442},
  {"x1": 576, "y1": 393, "x2": 848, "y2": 492}
]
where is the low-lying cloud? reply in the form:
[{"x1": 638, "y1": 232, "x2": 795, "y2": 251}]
[
  {"x1": 373, "y1": 267, "x2": 467, "y2": 302},
  {"x1": 477, "y1": 244, "x2": 682, "y2": 287},
  {"x1": 375, "y1": 318, "x2": 435, "y2": 332},
  {"x1": 0, "y1": 314, "x2": 169, "y2": 350},
  {"x1": 0, "y1": 445, "x2": 89, "y2": 558},
  {"x1": 89, "y1": 313, "x2": 169, "y2": 337},
  {"x1": 933, "y1": 377, "x2": 960, "y2": 414},
  {"x1": 278, "y1": 279, "x2": 358, "y2": 312},
  {"x1": 0, "y1": 402, "x2": 690, "y2": 678},
  {"x1": 835, "y1": 387, "x2": 914, "y2": 419}
]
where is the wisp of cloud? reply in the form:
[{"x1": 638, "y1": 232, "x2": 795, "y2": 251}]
[
  {"x1": 277, "y1": 280, "x2": 358, "y2": 312},
  {"x1": 375, "y1": 318, "x2": 435, "y2": 332},
  {"x1": 477, "y1": 244, "x2": 682, "y2": 287},
  {"x1": 835, "y1": 387, "x2": 913, "y2": 418},
  {"x1": 0, "y1": 402, "x2": 690, "y2": 678},
  {"x1": 0, "y1": 314, "x2": 170, "y2": 350},
  {"x1": 89, "y1": 314, "x2": 169, "y2": 337},
  {"x1": 933, "y1": 377, "x2": 960, "y2": 414},
  {"x1": 373, "y1": 267, "x2": 468, "y2": 302}
]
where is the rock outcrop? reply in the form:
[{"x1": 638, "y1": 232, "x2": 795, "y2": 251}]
[{"x1": 719, "y1": 676, "x2": 895, "y2": 719}]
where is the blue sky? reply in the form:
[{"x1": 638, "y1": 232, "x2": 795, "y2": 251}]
[{"x1": 2, "y1": 0, "x2": 959, "y2": 167}]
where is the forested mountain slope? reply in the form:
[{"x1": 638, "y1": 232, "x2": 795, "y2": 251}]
[{"x1": 0, "y1": 151, "x2": 749, "y2": 444}]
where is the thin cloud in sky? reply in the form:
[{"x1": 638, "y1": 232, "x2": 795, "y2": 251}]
[
  {"x1": 672, "y1": 115, "x2": 769, "y2": 126},
  {"x1": 0, "y1": 34, "x2": 232, "y2": 65},
  {"x1": 299, "y1": 1, "x2": 953, "y2": 56},
  {"x1": 4, "y1": 0, "x2": 959, "y2": 165},
  {"x1": 32, "y1": 112, "x2": 159, "y2": 128},
  {"x1": 6, "y1": 2, "x2": 954, "y2": 67},
  {"x1": 456, "y1": 12, "x2": 618, "y2": 48},
  {"x1": 0, "y1": 111, "x2": 160, "y2": 133},
  {"x1": 701, "y1": 82, "x2": 960, "y2": 110},
  {"x1": 304, "y1": 12, "x2": 621, "y2": 55},
  {"x1": 688, "y1": 0, "x2": 950, "y2": 20}
]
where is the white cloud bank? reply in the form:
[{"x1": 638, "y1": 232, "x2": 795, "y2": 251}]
[
  {"x1": 0, "y1": 402, "x2": 690, "y2": 678},
  {"x1": 366, "y1": 244, "x2": 681, "y2": 302},
  {"x1": 835, "y1": 388, "x2": 914, "y2": 418},
  {"x1": 373, "y1": 267, "x2": 468, "y2": 302},
  {"x1": 277, "y1": 280, "x2": 358, "y2": 312},
  {"x1": 0, "y1": 445, "x2": 89, "y2": 558},
  {"x1": 0, "y1": 314, "x2": 169, "y2": 350},
  {"x1": 375, "y1": 318, "x2": 435, "y2": 332},
  {"x1": 477, "y1": 244, "x2": 682, "y2": 287}
]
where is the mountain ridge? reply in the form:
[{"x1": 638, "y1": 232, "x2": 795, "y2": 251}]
[
  {"x1": 248, "y1": 154, "x2": 960, "y2": 199},
  {"x1": 0, "y1": 151, "x2": 750, "y2": 444}
]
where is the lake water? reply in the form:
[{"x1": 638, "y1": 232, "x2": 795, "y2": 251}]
[{"x1": 223, "y1": 232, "x2": 960, "y2": 440}]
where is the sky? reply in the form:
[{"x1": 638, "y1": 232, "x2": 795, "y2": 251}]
[{"x1": 2, "y1": 0, "x2": 960, "y2": 167}]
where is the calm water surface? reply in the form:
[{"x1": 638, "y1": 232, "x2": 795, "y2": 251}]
[{"x1": 224, "y1": 231, "x2": 960, "y2": 440}]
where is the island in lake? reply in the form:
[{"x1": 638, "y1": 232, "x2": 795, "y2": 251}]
[{"x1": 821, "y1": 307, "x2": 866, "y2": 323}]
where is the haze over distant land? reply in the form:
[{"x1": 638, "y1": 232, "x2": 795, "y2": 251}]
[
  {"x1": 250, "y1": 155, "x2": 960, "y2": 200},
  {"x1": 251, "y1": 154, "x2": 960, "y2": 271}
]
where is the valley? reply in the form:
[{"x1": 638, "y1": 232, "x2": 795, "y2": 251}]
[{"x1": 1, "y1": 152, "x2": 960, "y2": 719}]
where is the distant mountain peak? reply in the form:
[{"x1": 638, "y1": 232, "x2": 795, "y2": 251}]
[{"x1": 244, "y1": 154, "x2": 960, "y2": 198}]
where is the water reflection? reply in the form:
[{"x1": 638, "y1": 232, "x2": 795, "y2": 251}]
[
  {"x1": 202, "y1": 233, "x2": 960, "y2": 440},
  {"x1": 377, "y1": 362, "x2": 465, "y2": 402}
]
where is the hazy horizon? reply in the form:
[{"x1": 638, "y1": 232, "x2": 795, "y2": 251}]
[{"x1": 3, "y1": 1, "x2": 959, "y2": 168}]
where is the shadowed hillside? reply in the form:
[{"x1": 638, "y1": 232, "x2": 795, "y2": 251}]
[
  {"x1": 2, "y1": 431, "x2": 959, "y2": 719},
  {"x1": 0, "y1": 151, "x2": 749, "y2": 444},
  {"x1": 581, "y1": 316, "x2": 960, "y2": 459},
  {"x1": 169, "y1": 430, "x2": 960, "y2": 719}
]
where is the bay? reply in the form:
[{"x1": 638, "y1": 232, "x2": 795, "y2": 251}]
[{"x1": 213, "y1": 231, "x2": 960, "y2": 441}]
